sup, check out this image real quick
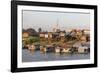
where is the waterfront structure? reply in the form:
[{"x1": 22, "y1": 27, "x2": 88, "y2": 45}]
[
  {"x1": 28, "y1": 44, "x2": 35, "y2": 52},
  {"x1": 55, "y1": 46, "x2": 60, "y2": 53},
  {"x1": 62, "y1": 48, "x2": 71, "y2": 53},
  {"x1": 73, "y1": 41, "x2": 90, "y2": 53},
  {"x1": 22, "y1": 20, "x2": 90, "y2": 54},
  {"x1": 40, "y1": 46, "x2": 47, "y2": 53},
  {"x1": 78, "y1": 46, "x2": 88, "y2": 53}
]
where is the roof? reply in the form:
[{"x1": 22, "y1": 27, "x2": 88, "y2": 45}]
[{"x1": 73, "y1": 42, "x2": 82, "y2": 47}]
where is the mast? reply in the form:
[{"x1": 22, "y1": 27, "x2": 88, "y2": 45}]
[
  {"x1": 52, "y1": 19, "x2": 60, "y2": 32},
  {"x1": 57, "y1": 19, "x2": 59, "y2": 29}
]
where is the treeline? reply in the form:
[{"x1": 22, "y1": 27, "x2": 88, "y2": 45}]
[{"x1": 23, "y1": 28, "x2": 39, "y2": 37}]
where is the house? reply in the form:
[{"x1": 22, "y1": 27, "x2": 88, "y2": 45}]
[
  {"x1": 80, "y1": 35, "x2": 87, "y2": 42},
  {"x1": 78, "y1": 46, "x2": 88, "y2": 53},
  {"x1": 39, "y1": 32, "x2": 53, "y2": 43},
  {"x1": 60, "y1": 31, "x2": 66, "y2": 42},
  {"x1": 48, "y1": 32, "x2": 53, "y2": 38},
  {"x1": 22, "y1": 32, "x2": 29, "y2": 38},
  {"x1": 73, "y1": 42, "x2": 82, "y2": 48},
  {"x1": 73, "y1": 42, "x2": 89, "y2": 53},
  {"x1": 39, "y1": 32, "x2": 46, "y2": 41},
  {"x1": 84, "y1": 29, "x2": 90, "y2": 35},
  {"x1": 22, "y1": 32, "x2": 29, "y2": 42},
  {"x1": 39, "y1": 32, "x2": 45, "y2": 38}
]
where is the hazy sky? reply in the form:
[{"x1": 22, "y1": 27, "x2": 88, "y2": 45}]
[{"x1": 22, "y1": 10, "x2": 90, "y2": 32}]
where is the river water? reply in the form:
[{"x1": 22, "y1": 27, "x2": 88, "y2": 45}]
[{"x1": 22, "y1": 49, "x2": 90, "y2": 62}]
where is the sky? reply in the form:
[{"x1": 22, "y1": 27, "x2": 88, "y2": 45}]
[{"x1": 22, "y1": 10, "x2": 90, "y2": 32}]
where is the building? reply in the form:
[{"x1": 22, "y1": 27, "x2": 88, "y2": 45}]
[
  {"x1": 22, "y1": 32, "x2": 29, "y2": 42},
  {"x1": 73, "y1": 42, "x2": 89, "y2": 53},
  {"x1": 60, "y1": 31, "x2": 66, "y2": 42},
  {"x1": 22, "y1": 32, "x2": 29, "y2": 38},
  {"x1": 39, "y1": 32, "x2": 53, "y2": 44},
  {"x1": 78, "y1": 46, "x2": 88, "y2": 53},
  {"x1": 39, "y1": 32, "x2": 46, "y2": 42}
]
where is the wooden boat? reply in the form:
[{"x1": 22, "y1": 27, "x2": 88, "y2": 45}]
[{"x1": 61, "y1": 48, "x2": 71, "y2": 53}]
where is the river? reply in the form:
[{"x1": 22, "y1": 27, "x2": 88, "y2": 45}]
[{"x1": 22, "y1": 49, "x2": 90, "y2": 62}]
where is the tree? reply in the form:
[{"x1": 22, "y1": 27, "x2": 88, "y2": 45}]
[
  {"x1": 26, "y1": 28, "x2": 38, "y2": 36},
  {"x1": 38, "y1": 28, "x2": 42, "y2": 33},
  {"x1": 29, "y1": 36, "x2": 40, "y2": 44}
]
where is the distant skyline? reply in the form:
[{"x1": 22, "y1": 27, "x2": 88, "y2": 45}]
[{"x1": 22, "y1": 10, "x2": 90, "y2": 32}]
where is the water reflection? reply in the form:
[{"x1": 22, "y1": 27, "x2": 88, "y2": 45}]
[{"x1": 22, "y1": 49, "x2": 90, "y2": 62}]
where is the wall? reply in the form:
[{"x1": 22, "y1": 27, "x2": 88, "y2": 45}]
[{"x1": 0, "y1": 0, "x2": 99, "y2": 73}]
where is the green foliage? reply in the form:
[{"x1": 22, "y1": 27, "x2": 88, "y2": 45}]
[
  {"x1": 22, "y1": 36, "x2": 40, "y2": 46},
  {"x1": 28, "y1": 36, "x2": 40, "y2": 44}
]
